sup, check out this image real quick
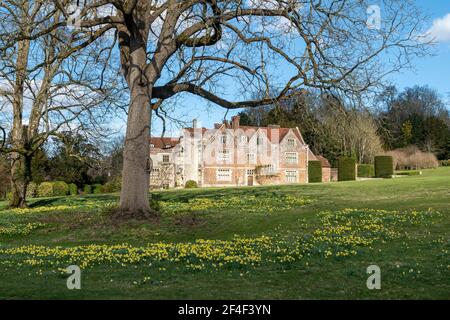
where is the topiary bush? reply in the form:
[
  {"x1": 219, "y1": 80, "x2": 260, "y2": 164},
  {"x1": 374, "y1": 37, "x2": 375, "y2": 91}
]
[
  {"x1": 52, "y1": 181, "x2": 69, "y2": 196},
  {"x1": 83, "y1": 185, "x2": 92, "y2": 194},
  {"x1": 338, "y1": 157, "x2": 356, "y2": 181},
  {"x1": 185, "y1": 180, "x2": 198, "y2": 188},
  {"x1": 375, "y1": 156, "x2": 394, "y2": 178},
  {"x1": 101, "y1": 177, "x2": 121, "y2": 194},
  {"x1": 92, "y1": 184, "x2": 103, "y2": 194},
  {"x1": 357, "y1": 164, "x2": 375, "y2": 178},
  {"x1": 37, "y1": 182, "x2": 54, "y2": 197},
  {"x1": 69, "y1": 183, "x2": 78, "y2": 196},
  {"x1": 26, "y1": 182, "x2": 38, "y2": 198},
  {"x1": 308, "y1": 161, "x2": 322, "y2": 183}
]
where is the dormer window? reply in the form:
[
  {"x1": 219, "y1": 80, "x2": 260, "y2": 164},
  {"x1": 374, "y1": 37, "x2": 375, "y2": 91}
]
[
  {"x1": 287, "y1": 138, "x2": 296, "y2": 147},
  {"x1": 150, "y1": 144, "x2": 155, "y2": 148},
  {"x1": 241, "y1": 136, "x2": 248, "y2": 143},
  {"x1": 257, "y1": 136, "x2": 263, "y2": 146},
  {"x1": 221, "y1": 134, "x2": 227, "y2": 144}
]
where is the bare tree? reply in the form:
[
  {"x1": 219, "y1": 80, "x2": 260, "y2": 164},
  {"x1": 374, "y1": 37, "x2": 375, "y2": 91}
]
[
  {"x1": 0, "y1": 0, "x2": 124, "y2": 207},
  {"x1": 4, "y1": 0, "x2": 430, "y2": 215}
]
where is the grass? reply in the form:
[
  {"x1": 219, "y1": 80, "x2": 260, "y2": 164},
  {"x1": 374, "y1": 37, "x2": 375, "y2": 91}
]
[{"x1": 0, "y1": 168, "x2": 449, "y2": 300}]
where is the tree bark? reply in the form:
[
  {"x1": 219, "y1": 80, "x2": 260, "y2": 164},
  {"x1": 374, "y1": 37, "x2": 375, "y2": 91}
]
[{"x1": 119, "y1": 85, "x2": 152, "y2": 215}]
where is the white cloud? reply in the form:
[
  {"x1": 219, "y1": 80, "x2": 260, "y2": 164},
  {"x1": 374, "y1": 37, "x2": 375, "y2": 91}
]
[{"x1": 427, "y1": 13, "x2": 450, "y2": 42}]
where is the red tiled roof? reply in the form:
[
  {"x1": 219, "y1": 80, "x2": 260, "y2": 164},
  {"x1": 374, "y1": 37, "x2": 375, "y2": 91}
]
[
  {"x1": 149, "y1": 137, "x2": 180, "y2": 149},
  {"x1": 184, "y1": 125, "x2": 304, "y2": 144},
  {"x1": 316, "y1": 155, "x2": 331, "y2": 168}
]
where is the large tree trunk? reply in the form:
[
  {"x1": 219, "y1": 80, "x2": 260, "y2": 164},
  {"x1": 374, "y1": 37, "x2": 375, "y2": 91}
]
[
  {"x1": 10, "y1": 154, "x2": 31, "y2": 208},
  {"x1": 119, "y1": 85, "x2": 152, "y2": 215}
]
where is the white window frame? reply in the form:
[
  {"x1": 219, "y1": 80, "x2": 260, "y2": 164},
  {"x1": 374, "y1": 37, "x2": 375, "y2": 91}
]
[
  {"x1": 287, "y1": 138, "x2": 296, "y2": 147},
  {"x1": 162, "y1": 154, "x2": 170, "y2": 163},
  {"x1": 220, "y1": 134, "x2": 228, "y2": 144},
  {"x1": 217, "y1": 149, "x2": 230, "y2": 162},
  {"x1": 247, "y1": 153, "x2": 255, "y2": 164},
  {"x1": 285, "y1": 170, "x2": 298, "y2": 183},
  {"x1": 217, "y1": 169, "x2": 232, "y2": 181},
  {"x1": 241, "y1": 136, "x2": 248, "y2": 144},
  {"x1": 285, "y1": 152, "x2": 298, "y2": 164}
]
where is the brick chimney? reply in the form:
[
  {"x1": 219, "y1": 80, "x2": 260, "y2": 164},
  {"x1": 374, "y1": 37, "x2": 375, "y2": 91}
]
[
  {"x1": 232, "y1": 116, "x2": 240, "y2": 130},
  {"x1": 192, "y1": 119, "x2": 197, "y2": 129}
]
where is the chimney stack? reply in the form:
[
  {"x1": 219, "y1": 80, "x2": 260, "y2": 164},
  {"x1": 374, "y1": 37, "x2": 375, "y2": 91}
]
[
  {"x1": 232, "y1": 116, "x2": 240, "y2": 130},
  {"x1": 193, "y1": 119, "x2": 197, "y2": 129}
]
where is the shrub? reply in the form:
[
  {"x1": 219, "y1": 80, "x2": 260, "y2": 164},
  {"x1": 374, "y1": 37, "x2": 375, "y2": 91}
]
[
  {"x1": 69, "y1": 183, "x2": 78, "y2": 196},
  {"x1": 440, "y1": 160, "x2": 450, "y2": 167},
  {"x1": 375, "y1": 156, "x2": 394, "y2": 178},
  {"x1": 26, "y1": 182, "x2": 38, "y2": 198},
  {"x1": 92, "y1": 184, "x2": 103, "y2": 194},
  {"x1": 338, "y1": 157, "x2": 356, "y2": 181},
  {"x1": 308, "y1": 161, "x2": 322, "y2": 183},
  {"x1": 386, "y1": 146, "x2": 439, "y2": 170},
  {"x1": 37, "y1": 182, "x2": 54, "y2": 197},
  {"x1": 395, "y1": 170, "x2": 422, "y2": 176},
  {"x1": 185, "y1": 180, "x2": 198, "y2": 188},
  {"x1": 101, "y1": 177, "x2": 121, "y2": 194},
  {"x1": 6, "y1": 192, "x2": 13, "y2": 201},
  {"x1": 52, "y1": 181, "x2": 69, "y2": 196},
  {"x1": 357, "y1": 164, "x2": 375, "y2": 178},
  {"x1": 83, "y1": 185, "x2": 92, "y2": 194}
]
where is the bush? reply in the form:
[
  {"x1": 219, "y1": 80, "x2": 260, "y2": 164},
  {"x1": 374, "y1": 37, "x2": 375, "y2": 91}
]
[
  {"x1": 26, "y1": 182, "x2": 38, "y2": 198},
  {"x1": 395, "y1": 170, "x2": 422, "y2": 176},
  {"x1": 440, "y1": 160, "x2": 450, "y2": 167},
  {"x1": 92, "y1": 184, "x2": 103, "y2": 194},
  {"x1": 83, "y1": 185, "x2": 92, "y2": 194},
  {"x1": 387, "y1": 146, "x2": 439, "y2": 170},
  {"x1": 52, "y1": 181, "x2": 69, "y2": 196},
  {"x1": 69, "y1": 183, "x2": 78, "y2": 196},
  {"x1": 375, "y1": 156, "x2": 394, "y2": 178},
  {"x1": 185, "y1": 180, "x2": 198, "y2": 188},
  {"x1": 338, "y1": 157, "x2": 356, "y2": 181},
  {"x1": 37, "y1": 182, "x2": 54, "y2": 197},
  {"x1": 101, "y1": 177, "x2": 121, "y2": 194},
  {"x1": 308, "y1": 161, "x2": 322, "y2": 183},
  {"x1": 357, "y1": 164, "x2": 375, "y2": 178},
  {"x1": 6, "y1": 192, "x2": 13, "y2": 202}
]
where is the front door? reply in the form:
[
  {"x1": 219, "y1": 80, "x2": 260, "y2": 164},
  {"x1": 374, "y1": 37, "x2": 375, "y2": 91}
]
[{"x1": 247, "y1": 175, "x2": 254, "y2": 186}]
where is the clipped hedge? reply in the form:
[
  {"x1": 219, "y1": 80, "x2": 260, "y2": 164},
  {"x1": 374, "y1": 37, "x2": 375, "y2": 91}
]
[
  {"x1": 101, "y1": 177, "x2": 121, "y2": 194},
  {"x1": 69, "y1": 183, "x2": 78, "y2": 196},
  {"x1": 357, "y1": 164, "x2": 375, "y2": 178},
  {"x1": 26, "y1": 182, "x2": 38, "y2": 198},
  {"x1": 37, "y1": 182, "x2": 54, "y2": 197},
  {"x1": 53, "y1": 181, "x2": 69, "y2": 196},
  {"x1": 338, "y1": 157, "x2": 356, "y2": 181},
  {"x1": 92, "y1": 184, "x2": 103, "y2": 194},
  {"x1": 308, "y1": 160, "x2": 322, "y2": 183},
  {"x1": 375, "y1": 156, "x2": 394, "y2": 178},
  {"x1": 83, "y1": 185, "x2": 92, "y2": 194},
  {"x1": 185, "y1": 180, "x2": 198, "y2": 189}
]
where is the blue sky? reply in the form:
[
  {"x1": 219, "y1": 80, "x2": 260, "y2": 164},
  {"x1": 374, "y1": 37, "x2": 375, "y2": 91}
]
[{"x1": 144, "y1": 0, "x2": 450, "y2": 136}]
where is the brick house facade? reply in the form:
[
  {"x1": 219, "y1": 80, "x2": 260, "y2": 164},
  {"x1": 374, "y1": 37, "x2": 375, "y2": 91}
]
[{"x1": 150, "y1": 116, "x2": 331, "y2": 188}]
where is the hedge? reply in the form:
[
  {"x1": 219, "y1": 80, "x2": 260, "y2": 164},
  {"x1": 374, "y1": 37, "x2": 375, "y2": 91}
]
[
  {"x1": 185, "y1": 180, "x2": 198, "y2": 188},
  {"x1": 375, "y1": 156, "x2": 394, "y2": 178},
  {"x1": 101, "y1": 177, "x2": 121, "y2": 193},
  {"x1": 26, "y1": 182, "x2": 38, "y2": 198},
  {"x1": 357, "y1": 164, "x2": 375, "y2": 178},
  {"x1": 338, "y1": 157, "x2": 356, "y2": 181},
  {"x1": 308, "y1": 161, "x2": 322, "y2": 183},
  {"x1": 37, "y1": 182, "x2": 54, "y2": 197},
  {"x1": 69, "y1": 183, "x2": 78, "y2": 196},
  {"x1": 53, "y1": 181, "x2": 69, "y2": 196},
  {"x1": 83, "y1": 185, "x2": 92, "y2": 194},
  {"x1": 92, "y1": 184, "x2": 103, "y2": 194}
]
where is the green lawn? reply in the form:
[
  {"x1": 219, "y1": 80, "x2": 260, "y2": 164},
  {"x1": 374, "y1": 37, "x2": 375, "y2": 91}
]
[{"x1": 0, "y1": 168, "x2": 449, "y2": 299}]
